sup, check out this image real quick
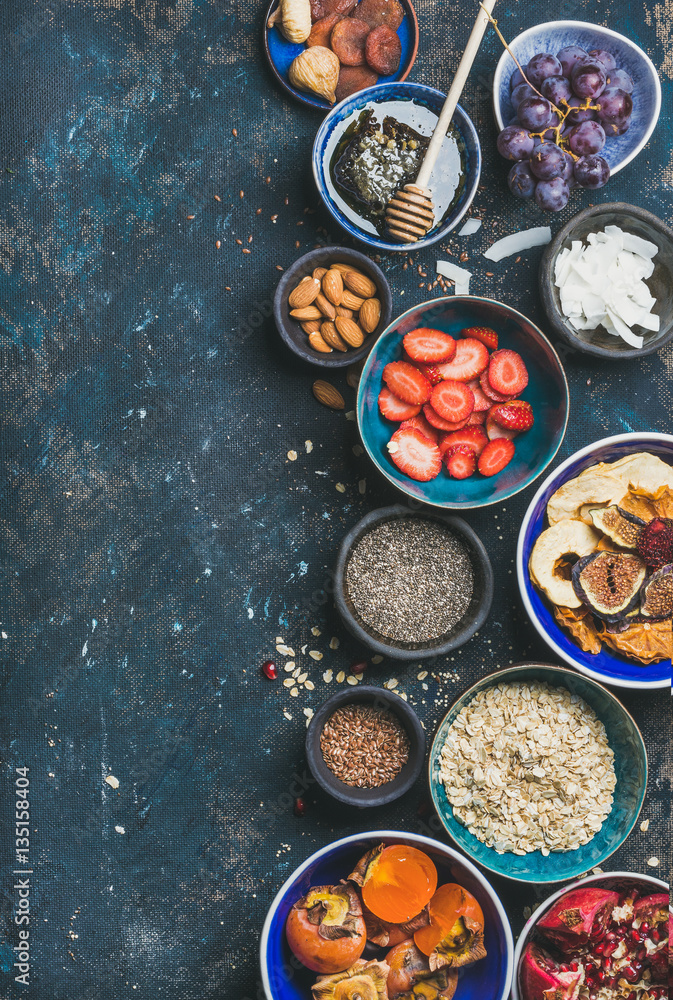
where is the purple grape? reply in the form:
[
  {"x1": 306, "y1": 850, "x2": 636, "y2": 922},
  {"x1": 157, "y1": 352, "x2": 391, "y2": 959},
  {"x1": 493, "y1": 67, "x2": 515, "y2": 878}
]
[
  {"x1": 571, "y1": 61, "x2": 607, "y2": 99},
  {"x1": 557, "y1": 44, "x2": 588, "y2": 77},
  {"x1": 567, "y1": 120, "x2": 606, "y2": 155},
  {"x1": 540, "y1": 110, "x2": 563, "y2": 140},
  {"x1": 535, "y1": 176, "x2": 570, "y2": 211},
  {"x1": 574, "y1": 154, "x2": 610, "y2": 188},
  {"x1": 596, "y1": 87, "x2": 633, "y2": 123},
  {"x1": 603, "y1": 118, "x2": 631, "y2": 137},
  {"x1": 541, "y1": 75, "x2": 573, "y2": 105},
  {"x1": 588, "y1": 48, "x2": 617, "y2": 72},
  {"x1": 496, "y1": 126, "x2": 535, "y2": 161},
  {"x1": 560, "y1": 149, "x2": 575, "y2": 183},
  {"x1": 565, "y1": 96, "x2": 597, "y2": 125},
  {"x1": 526, "y1": 52, "x2": 563, "y2": 88},
  {"x1": 529, "y1": 142, "x2": 566, "y2": 180},
  {"x1": 605, "y1": 68, "x2": 633, "y2": 93},
  {"x1": 518, "y1": 96, "x2": 554, "y2": 130},
  {"x1": 508, "y1": 160, "x2": 537, "y2": 199},
  {"x1": 511, "y1": 82, "x2": 537, "y2": 107},
  {"x1": 510, "y1": 67, "x2": 525, "y2": 91}
]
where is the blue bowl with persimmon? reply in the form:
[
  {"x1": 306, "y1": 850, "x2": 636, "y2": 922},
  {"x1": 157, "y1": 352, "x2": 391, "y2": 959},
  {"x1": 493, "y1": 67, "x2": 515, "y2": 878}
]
[{"x1": 356, "y1": 296, "x2": 569, "y2": 509}]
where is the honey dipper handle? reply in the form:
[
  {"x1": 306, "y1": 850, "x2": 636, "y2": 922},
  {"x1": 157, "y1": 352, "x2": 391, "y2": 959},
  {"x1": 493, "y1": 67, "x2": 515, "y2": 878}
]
[{"x1": 415, "y1": 0, "x2": 497, "y2": 191}]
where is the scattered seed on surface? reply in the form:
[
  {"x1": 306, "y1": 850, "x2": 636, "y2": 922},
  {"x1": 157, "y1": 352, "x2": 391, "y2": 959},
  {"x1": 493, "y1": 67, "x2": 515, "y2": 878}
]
[
  {"x1": 320, "y1": 704, "x2": 410, "y2": 787},
  {"x1": 336, "y1": 670, "x2": 345, "y2": 683},
  {"x1": 329, "y1": 637, "x2": 339, "y2": 650},
  {"x1": 305, "y1": 440, "x2": 313, "y2": 453},
  {"x1": 336, "y1": 483, "x2": 346, "y2": 493},
  {"x1": 647, "y1": 856, "x2": 659, "y2": 867},
  {"x1": 105, "y1": 775, "x2": 120, "y2": 789},
  {"x1": 640, "y1": 819, "x2": 650, "y2": 832},
  {"x1": 417, "y1": 670, "x2": 428, "y2": 680},
  {"x1": 287, "y1": 450, "x2": 297, "y2": 461}
]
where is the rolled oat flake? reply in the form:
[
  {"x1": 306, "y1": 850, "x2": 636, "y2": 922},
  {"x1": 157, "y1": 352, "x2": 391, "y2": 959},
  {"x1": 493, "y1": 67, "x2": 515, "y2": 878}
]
[{"x1": 345, "y1": 518, "x2": 474, "y2": 643}]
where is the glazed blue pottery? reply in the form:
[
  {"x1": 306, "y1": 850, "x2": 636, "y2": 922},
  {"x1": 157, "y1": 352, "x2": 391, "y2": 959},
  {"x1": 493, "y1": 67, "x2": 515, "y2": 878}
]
[
  {"x1": 429, "y1": 663, "x2": 648, "y2": 884},
  {"x1": 356, "y1": 296, "x2": 568, "y2": 508},
  {"x1": 259, "y1": 830, "x2": 514, "y2": 1000},
  {"x1": 264, "y1": 0, "x2": 419, "y2": 112},
  {"x1": 312, "y1": 81, "x2": 481, "y2": 250},
  {"x1": 492, "y1": 20, "x2": 661, "y2": 175},
  {"x1": 517, "y1": 432, "x2": 673, "y2": 690}
]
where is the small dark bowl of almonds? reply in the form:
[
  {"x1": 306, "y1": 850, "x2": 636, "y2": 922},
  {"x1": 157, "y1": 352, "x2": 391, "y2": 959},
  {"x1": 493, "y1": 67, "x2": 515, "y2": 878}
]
[
  {"x1": 305, "y1": 684, "x2": 425, "y2": 807},
  {"x1": 273, "y1": 246, "x2": 392, "y2": 368}
]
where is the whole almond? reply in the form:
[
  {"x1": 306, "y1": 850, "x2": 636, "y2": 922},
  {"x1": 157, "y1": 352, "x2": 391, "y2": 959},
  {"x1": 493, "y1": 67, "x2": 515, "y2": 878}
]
[
  {"x1": 320, "y1": 321, "x2": 349, "y2": 352},
  {"x1": 308, "y1": 331, "x2": 333, "y2": 353},
  {"x1": 359, "y1": 297, "x2": 381, "y2": 334},
  {"x1": 335, "y1": 316, "x2": 364, "y2": 348},
  {"x1": 329, "y1": 262, "x2": 355, "y2": 275},
  {"x1": 341, "y1": 289, "x2": 365, "y2": 311},
  {"x1": 313, "y1": 266, "x2": 328, "y2": 281},
  {"x1": 288, "y1": 276, "x2": 321, "y2": 309},
  {"x1": 343, "y1": 270, "x2": 377, "y2": 298},
  {"x1": 312, "y1": 380, "x2": 345, "y2": 409},
  {"x1": 321, "y1": 269, "x2": 343, "y2": 306},
  {"x1": 301, "y1": 319, "x2": 321, "y2": 334},
  {"x1": 335, "y1": 305, "x2": 354, "y2": 319},
  {"x1": 290, "y1": 305, "x2": 322, "y2": 321},
  {"x1": 315, "y1": 292, "x2": 337, "y2": 321}
]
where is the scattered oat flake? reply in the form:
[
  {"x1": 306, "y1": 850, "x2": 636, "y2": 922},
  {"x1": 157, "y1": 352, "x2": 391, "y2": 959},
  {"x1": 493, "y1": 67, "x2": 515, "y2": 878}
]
[
  {"x1": 305, "y1": 440, "x2": 313, "y2": 453},
  {"x1": 297, "y1": 672, "x2": 308, "y2": 684},
  {"x1": 305, "y1": 680, "x2": 315, "y2": 690},
  {"x1": 276, "y1": 644, "x2": 295, "y2": 656},
  {"x1": 523, "y1": 906, "x2": 532, "y2": 919},
  {"x1": 283, "y1": 711, "x2": 292, "y2": 720},
  {"x1": 345, "y1": 675, "x2": 358, "y2": 685},
  {"x1": 309, "y1": 650, "x2": 323, "y2": 660},
  {"x1": 371, "y1": 655, "x2": 383, "y2": 664},
  {"x1": 335, "y1": 483, "x2": 346, "y2": 493},
  {"x1": 303, "y1": 707, "x2": 314, "y2": 718},
  {"x1": 385, "y1": 678, "x2": 399, "y2": 689},
  {"x1": 283, "y1": 678, "x2": 294, "y2": 688},
  {"x1": 323, "y1": 669, "x2": 333, "y2": 683},
  {"x1": 115, "y1": 825, "x2": 125, "y2": 834},
  {"x1": 301, "y1": 644, "x2": 307, "y2": 654},
  {"x1": 647, "y1": 856, "x2": 659, "y2": 867},
  {"x1": 336, "y1": 670, "x2": 346, "y2": 683},
  {"x1": 345, "y1": 410, "x2": 355, "y2": 421},
  {"x1": 287, "y1": 450, "x2": 298, "y2": 461},
  {"x1": 105, "y1": 775, "x2": 120, "y2": 789},
  {"x1": 352, "y1": 444, "x2": 364, "y2": 456},
  {"x1": 292, "y1": 667, "x2": 301, "y2": 678},
  {"x1": 592, "y1": 867, "x2": 604, "y2": 875},
  {"x1": 290, "y1": 687, "x2": 299, "y2": 697},
  {"x1": 311, "y1": 626, "x2": 321, "y2": 636},
  {"x1": 276, "y1": 636, "x2": 284, "y2": 643},
  {"x1": 329, "y1": 637, "x2": 339, "y2": 650},
  {"x1": 358, "y1": 479, "x2": 366, "y2": 494},
  {"x1": 640, "y1": 819, "x2": 650, "y2": 832},
  {"x1": 417, "y1": 670, "x2": 428, "y2": 680}
]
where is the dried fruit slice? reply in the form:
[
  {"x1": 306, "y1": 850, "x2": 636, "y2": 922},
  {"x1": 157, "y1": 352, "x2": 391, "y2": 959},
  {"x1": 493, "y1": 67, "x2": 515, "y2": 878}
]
[
  {"x1": 383, "y1": 361, "x2": 432, "y2": 405},
  {"x1": 439, "y1": 426, "x2": 488, "y2": 457},
  {"x1": 365, "y1": 24, "x2": 402, "y2": 74},
  {"x1": 331, "y1": 18, "x2": 370, "y2": 66},
  {"x1": 490, "y1": 399, "x2": 534, "y2": 431},
  {"x1": 437, "y1": 338, "x2": 489, "y2": 382},
  {"x1": 335, "y1": 65, "x2": 379, "y2": 101},
  {"x1": 354, "y1": 0, "x2": 404, "y2": 30},
  {"x1": 589, "y1": 505, "x2": 646, "y2": 549},
  {"x1": 387, "y1": 427, "x2": 442, "y2": 482},
  {"x1": 461, "y1": 326, "x2": 498, "y2": 350},
  {"x1": 529, "y1": 519, "x2": 601, "y2": 608},
  {"x1": 286, "y1": 883, "x2": 367, "y2": 974},
  {"x1": 352, "y1": 844, "x2": 438, "y2": 924},
  {"x1": 400, "y1": 413, "x2": 440, "y2": 444},
  {"x1": 423, "y1": 404, "x2": 468, "y2": 432},
  {"x1": 379, "y1": 387, "x2": 421, "y2": 421},
  {"x1": 414, "y1": 884, "x2": 486, "y2": 971},
  {"x1": 572, "y1": 550, "x2": 646, "y2": 619},
  {"x1": 518, "y1": 941, "x2": 583, "y2": 1000},
  {"x1": 487, "y1": 349, "x2": 529, "y2": 396},
  {"x1": 640, "y1": 564, "x2": 673, "y2": 620},
  {"x1": 307, "y1": 12, "x2": 344, "y2": 46},
  {"x1": 444, "y1": 445, "x2": 477, "y2": 480},
  {"x1": 403, "y1": 328, "x2": 457, "y2": 364},
  {"x1": 312, "y1": 959, "x2": 389, "y2": 1000},
  {"x1": 430, "y1": 381, "x2": 474, "y2": 422},
  {"x1": 477, "y1": 437, "x2": 515, "y2": 477},
  {"x1": 536, "y1": 887, "x2": 620, "y2": 952}
]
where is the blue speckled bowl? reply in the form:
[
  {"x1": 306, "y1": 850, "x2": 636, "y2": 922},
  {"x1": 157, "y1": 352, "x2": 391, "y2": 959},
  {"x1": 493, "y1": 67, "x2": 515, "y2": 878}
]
[
  {"x1": 356, "y1": 296, "x2": 569, "y2": 508},
  {"x1": 492, "y1": 21, "x2": 662, "y2": 176},
  {"x1": 517, "y1": 432, "x2": 673, "y2": 690},
  {"x1": 429, "y1": 663, "x2": 648, "y2": 884},
  {"x1": 312, "y1": 81, "x2": 481, "y2": 251},
  {"x1": 259, "y1": 830, "x2": 514, "y2": 1000},
  {"x1": 263, "y1": 0, "x2": 419, "y2": 112}
]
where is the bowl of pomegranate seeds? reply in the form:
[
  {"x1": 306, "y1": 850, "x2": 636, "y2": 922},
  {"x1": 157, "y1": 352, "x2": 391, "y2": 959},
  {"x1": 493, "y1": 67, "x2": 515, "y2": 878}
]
[
  {"x1": 512, "y1": 871, "x2": 669, "y2": 1000},
  {"x1": 356, "y1": 295, "x2": 568, "y2": 508}
]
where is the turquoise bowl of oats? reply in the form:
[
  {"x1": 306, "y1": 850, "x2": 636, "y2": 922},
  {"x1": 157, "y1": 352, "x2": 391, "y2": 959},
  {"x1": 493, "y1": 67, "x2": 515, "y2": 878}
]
[{"x1": 428, "y1": 663, "x2": 646, "y2": 883}]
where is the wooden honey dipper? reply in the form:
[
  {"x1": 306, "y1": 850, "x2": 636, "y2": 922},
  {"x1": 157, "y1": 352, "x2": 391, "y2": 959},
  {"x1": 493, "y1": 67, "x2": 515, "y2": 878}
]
[{"x1": 385, "y1": 0, "x2": 497, "y2": 243}]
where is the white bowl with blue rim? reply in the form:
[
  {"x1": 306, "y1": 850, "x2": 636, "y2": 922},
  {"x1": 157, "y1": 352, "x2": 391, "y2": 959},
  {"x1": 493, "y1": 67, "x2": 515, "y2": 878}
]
[
  {"x1": 492, "y1": 20, "x2": 661, "y2": 175},
  {"x1": 517, "y1": 432, "x2": 673, "y2": 690},
  {"x1": 259, "y1": 830, "x2": 514, "y2": 1000},
  {"x1": 312, "y1": 80, "x2": 481, "y2": 251}
]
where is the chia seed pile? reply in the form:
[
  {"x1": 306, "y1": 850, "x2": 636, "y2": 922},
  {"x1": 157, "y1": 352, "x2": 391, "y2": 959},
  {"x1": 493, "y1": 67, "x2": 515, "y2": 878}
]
[
  {"x1": 320, "y1": 703, "x2": 410, "y2": 787},
  {"x1": 345, "y1": 518, "x2": 475, "y2": 643}
]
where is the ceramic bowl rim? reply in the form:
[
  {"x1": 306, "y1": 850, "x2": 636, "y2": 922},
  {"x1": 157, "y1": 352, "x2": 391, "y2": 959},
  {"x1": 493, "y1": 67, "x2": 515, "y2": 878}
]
[
  {"x1": 428, "y1": 661, "x2": 648, "y2": 883},
  {"x1": 491, "y1": 19, "x2": 662, "y2": 176},
  {"x1": 538, "y1": 202, "x2": 673, "y2": 360},
  {"x1": 510, "y1": 869, "x2": 669, "y2": 1000},
  {"x1": 259, "y1": 828, "x2": 515, "y2": 1000},
  {"x1": 516, "y1": 431, "x2": 673, "y2": 689},
  {"x1": 312, "y1": 81, "x2": 482, "y2": 251},
  {"x1": 356, "y1": 294, "x2": 570, "y2": 508}
]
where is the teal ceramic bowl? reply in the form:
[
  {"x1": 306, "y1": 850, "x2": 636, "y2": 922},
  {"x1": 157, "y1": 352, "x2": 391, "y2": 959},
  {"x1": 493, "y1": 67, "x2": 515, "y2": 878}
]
[
  {"x1": 429, "y1": 663, "x2": 647, "y2": 883},
  {"x1": 356, "y1": 296, "x2": 568, "y2": 509}
]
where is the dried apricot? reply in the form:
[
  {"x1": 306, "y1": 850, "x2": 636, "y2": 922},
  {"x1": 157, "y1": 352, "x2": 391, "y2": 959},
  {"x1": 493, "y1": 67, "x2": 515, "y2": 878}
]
[
  {"x1": 307, "y1": 12, "x2": 343, "y2": 46},
  {"x1": 335, "y1": 65, "x2": 378, "y2": 101},
  {"x1": 356, "y1": 844, "x2": 438, "y2": 924},
  {"x1": 354, "y1": 0, "x2": 403, "y2": 30},
  {"x1": 365, "y1": 23, "x2": 401, "y2": 75},
  {"x1": 331, "y1": 18, "x2": 370, "y2": 66},
  {"x1": 310, "y1": 0, "x2": 357, "y2": 23},
  {"x1": 414, "y1": 883, "x2": 487, "y2": 971}
]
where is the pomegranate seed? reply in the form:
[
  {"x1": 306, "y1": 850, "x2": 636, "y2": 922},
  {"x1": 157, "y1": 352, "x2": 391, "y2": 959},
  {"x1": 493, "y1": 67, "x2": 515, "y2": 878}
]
[
  {"x1": 650, "y1": 927, "x2": 660, "y2": 942},
  {"x1": 350, "y1": 660, "x2": 367, "y2": 674},
  {"x1": 605, "y1": 930, "x2": 616, "y2": 941},
  {"x1": 637, "y1": 947, "x2": 646, "y2": 961},
  {"x1": 627, "y1": 993, "x2": 636, "y2": 1000},
  {"x1": 604, "y1": 941, "x2": 618, "y2": 957},
  {"x1": 570, "y1": 962, "x2": 579, "y2": 971},
  {"x1": 594, "y1": 942, "x2": 606, "y2": 955},
  {"x1": 623, "y1": 965, "x2": 638, "y2": 983},
  {"x1": 294, "y1": 797, "x2": 306, "y2": 817},
  {"x1": 596, "y1": 970, "x2": 606, "y2": 983},
  {"x1": 630, "y1": 929, "x2": 641, "y2": 943},
  {"x1": 585, "y1": 963, "x2": 596, "y2": 974},
  {"x1": 262, "y1": 659, "x2": 278, "y2": 680},
  {"x1": 640, "y1": 922, "x2": 649, "y2": 933}
]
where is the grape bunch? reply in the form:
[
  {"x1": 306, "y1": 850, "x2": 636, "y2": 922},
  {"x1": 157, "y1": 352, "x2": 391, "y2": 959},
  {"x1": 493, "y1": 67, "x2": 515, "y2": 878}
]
[{"x1": 497, "y1": 46, "x2": 634, "y2": 211}]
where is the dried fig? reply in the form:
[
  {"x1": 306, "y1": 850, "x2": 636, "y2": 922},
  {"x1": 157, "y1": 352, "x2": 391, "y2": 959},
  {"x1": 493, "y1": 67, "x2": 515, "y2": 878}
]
[{"x1": 288, "y1": 46, "x2": 340, "y2": 103}]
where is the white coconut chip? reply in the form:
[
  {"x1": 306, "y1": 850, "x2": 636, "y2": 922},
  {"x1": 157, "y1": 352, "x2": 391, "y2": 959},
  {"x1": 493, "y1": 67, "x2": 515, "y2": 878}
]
[
  {"x1": 458, "y1": 218, "x2": 482, "y2": 236},
  {"x1": 436, "y1": 259, "x2": 472, "y2": 295},
  {"x1": 483, "y1": 226, "x2": 552, "y2": 261}
]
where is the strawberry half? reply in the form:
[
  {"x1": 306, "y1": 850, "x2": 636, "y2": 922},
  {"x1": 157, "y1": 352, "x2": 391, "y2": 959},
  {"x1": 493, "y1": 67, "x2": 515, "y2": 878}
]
[
  {"x1": 387, "y1": 427, "x2": 442, "y2": 482},
  {"x1": 404, "y1": 327, "x2": 457, "y2": 364},
  {"x1": 379, "y1": 388, "x2": 421, "y2": 422},
  {"x1": 478, "y1": 437, "x2": 516, "y2": 476},
  {"x1": 437, "y1": 338, "x2": 489, "y2": 382},
  {"x1": 423, "y1": 404, "x2": 469, "y2": 432},
  {"x1": 461, "y1": 326, "x2": 498, "y2": 351},
  {"x1": 486, "y1": 416, "x2": 518, "y2": 441},
  {"x1": 430, "y1": 380, "x2": 475, "y2": 422},
  {"x1": 490, "y1": 399, "x2": 534, "y2": 431},
  {"x1": 383, "y1": 361, "x2": 432, "y2": 405},
  {"x1": 479, "y1": 369, "x2": 513, "y2": 403},
  {"x1": 400, "y1": 413, "x2": 440, "y2": 444},
  {"x1": 440, "y1": 426, "x2": 488, "y2": 458},
  {"x1": 467, "y1": 379, "x2": 492, "y2": 412},
  {"x1": 488, "y1": 349, "x2": 529, "y2": 396},
  {"x1": 444, "y1": 444, "x2": 477, "y2": 479}
]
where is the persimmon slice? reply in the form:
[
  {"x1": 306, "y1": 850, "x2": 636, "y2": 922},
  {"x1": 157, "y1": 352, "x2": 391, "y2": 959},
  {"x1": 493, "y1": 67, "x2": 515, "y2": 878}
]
[
  {"x1": 414, "y1": 883, "x2": 486, "y2": 970},
  {"x1": 360, "y1": 845, "x2": 438, "y2": 924}
]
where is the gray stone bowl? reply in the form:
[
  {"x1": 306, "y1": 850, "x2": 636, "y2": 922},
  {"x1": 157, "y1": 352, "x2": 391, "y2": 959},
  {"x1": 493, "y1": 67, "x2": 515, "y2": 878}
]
[
  {"x1": 333, "y1": 504, "x2": 493, "y2": 661},
  {"x1": 539, "y1": 202, "x2": 673, "y2": 360}
]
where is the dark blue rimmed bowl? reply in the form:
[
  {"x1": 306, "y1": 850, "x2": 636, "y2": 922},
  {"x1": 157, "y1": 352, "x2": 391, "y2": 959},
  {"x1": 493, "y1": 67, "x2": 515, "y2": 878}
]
[
  {"x1": 312, "y1": 81, "x2": 481, "y2": 251},
  {"x1": 356, "y1": 296, "x2": 569, "y2": 508},
  {"x1": 517, "y1": 432, "x2": 673, "y2": 690},
  {"x1": 259, "y1": 830, "x2": 514, "y2": 1000}
]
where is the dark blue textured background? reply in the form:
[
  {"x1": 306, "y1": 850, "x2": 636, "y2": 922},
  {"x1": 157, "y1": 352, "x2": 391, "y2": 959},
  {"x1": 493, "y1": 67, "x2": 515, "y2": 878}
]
[{"x1": 0, "y1": 1, "x2": 670, "y2": 997}]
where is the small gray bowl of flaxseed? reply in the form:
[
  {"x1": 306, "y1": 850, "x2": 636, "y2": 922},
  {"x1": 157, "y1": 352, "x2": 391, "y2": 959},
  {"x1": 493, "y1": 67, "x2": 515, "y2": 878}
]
[
  {"x1": 305, "y1": 685, "x2": 425, "y2": 807},
  {"x1": 334, "y1": 505, "x2": 494, "y2": 661}
]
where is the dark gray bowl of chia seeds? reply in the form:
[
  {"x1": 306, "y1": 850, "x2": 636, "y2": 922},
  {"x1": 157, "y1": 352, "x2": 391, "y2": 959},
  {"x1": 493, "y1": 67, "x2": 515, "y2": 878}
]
[
  {"x1": 305, "y1": 684, "x2": 425, "y2": 807},
  {"x1": 334, "y1": 504, "x2": 493, "y2": 661}
]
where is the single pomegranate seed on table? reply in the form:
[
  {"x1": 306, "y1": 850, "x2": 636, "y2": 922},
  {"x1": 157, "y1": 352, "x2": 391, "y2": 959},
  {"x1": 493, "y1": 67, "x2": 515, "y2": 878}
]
[
  {"x1": 261, "y1": 659, "x2": 277, "y2": 680},
  {"x1": 294, "y1": 797, "x2": 306, "y2": 817},
  {"x1": 351, "y1": 660, "x2": 367, "y2": 674}
]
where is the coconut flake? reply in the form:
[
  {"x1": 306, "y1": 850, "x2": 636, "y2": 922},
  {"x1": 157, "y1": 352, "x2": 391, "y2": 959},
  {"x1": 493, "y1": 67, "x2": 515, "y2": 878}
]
[
  {"x1": 483, "y1": 226, "x2": 552, "y2": 261},
  {"x1": 458, "y1": 218, "x2": 482, "y2": 236},
  {"x1": 436, "y1": 259, "x2": 472, "y2": 295}
]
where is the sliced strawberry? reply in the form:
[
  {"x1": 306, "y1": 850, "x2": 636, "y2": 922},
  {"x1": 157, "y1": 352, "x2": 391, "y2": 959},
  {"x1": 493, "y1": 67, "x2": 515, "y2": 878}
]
[
  {"x1": 436, "y1": 338, "x2": 489, "y2": 382},
  {"x1": 491, "y1": 399, "x2": 534, "y2": 432},
  {"x1": 488, "y1": 349, "x2": 529, "y2": 396},
  {"x1": 439, "y1": 426, "x2": 488, "y2": 458},
  {"x1": 383, "y1": 361, "x2": 432, "y2": 405},
  {"x1": 445, "y1": 444, "x2": 477, "y2": 480},
  {"x1": 467, "y1": 379, "x2": 492, "y2": 412},
  {"x1": 403, "y1": 327, "x2": 457, "y2": 364},
  {"x1": 387, "y1": 427, "x2": 442, "y2": 482},
  {"x1": 400, "y1": 413, "x2": 440, "y2": 444},
  {"x1": 478, "y1": 437, "x2": 516, "y2": 476},
  {"x1": 486, "y1": 416, "x2": 518, "y2": 441},
  {"x1": 378, "y1": 387, "x2": 421, "y2": 421},
  {"x1": 479, "y1": 369, "x2": 513, "y2": 403},
  {"x1": 430, "y1": 380, "x2": 474, "y2": 422},
  {"x1": 423, "y1": 404, "x2": 469, "y2": 432},
  {"x1": 461, "y1": 326, "x2": 498, "y2": 350},
  {"x1": 467, "y1": 410, "x2": 487, "y2": 425}
]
